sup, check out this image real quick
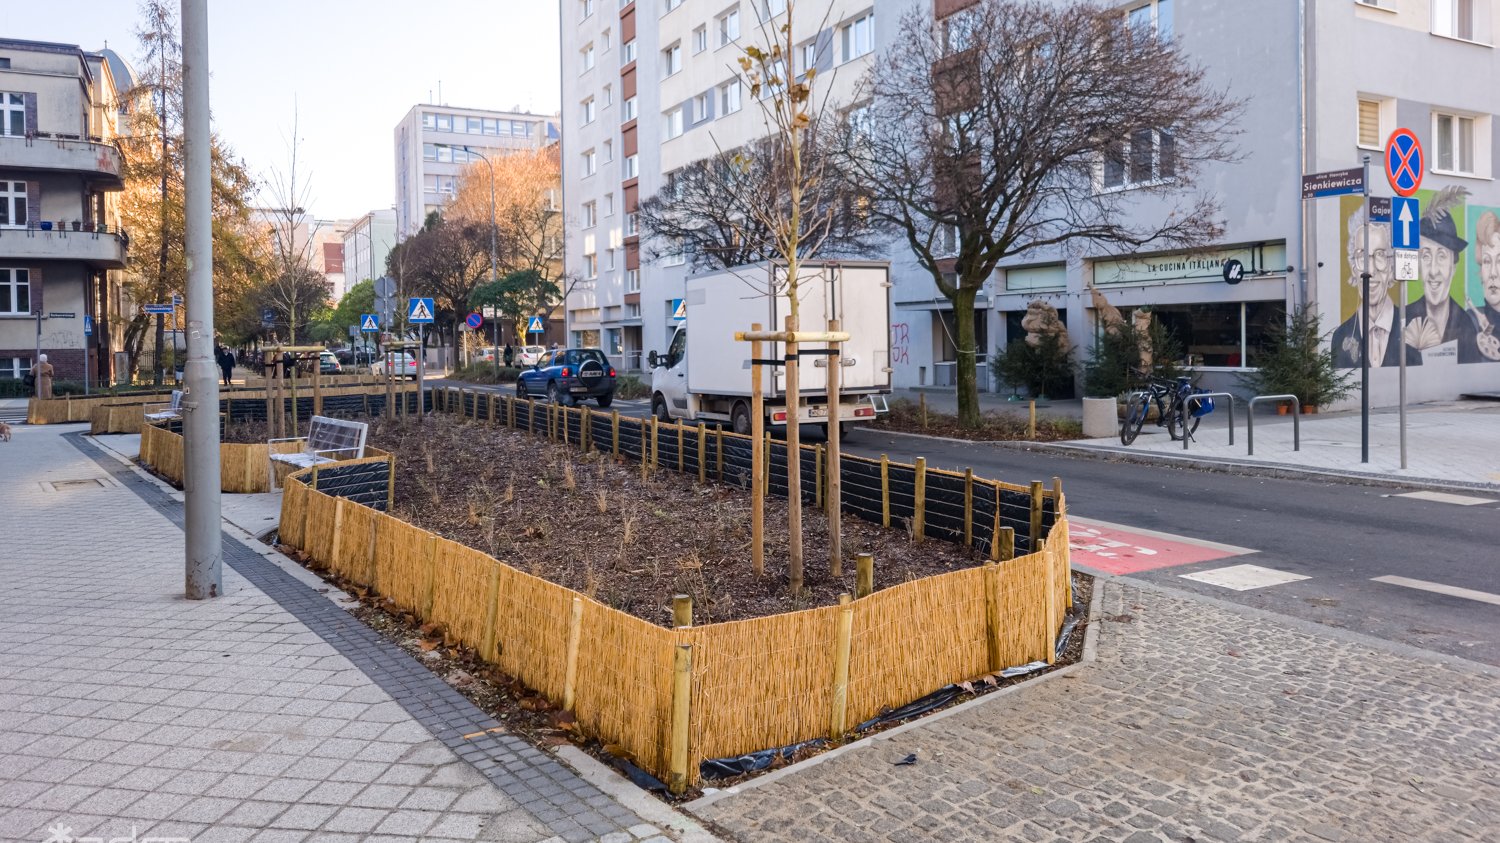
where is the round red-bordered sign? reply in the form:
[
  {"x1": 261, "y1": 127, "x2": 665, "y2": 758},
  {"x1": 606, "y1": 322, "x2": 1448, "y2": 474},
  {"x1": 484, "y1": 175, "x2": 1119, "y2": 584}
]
[{"x1": 1385, "y1": 128, "x2": 1424, "y2": 197}]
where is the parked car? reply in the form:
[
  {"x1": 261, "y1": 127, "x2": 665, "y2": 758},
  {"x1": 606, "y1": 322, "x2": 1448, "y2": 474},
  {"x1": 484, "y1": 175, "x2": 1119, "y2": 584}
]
[
  {"x1": 319, "y1": 352, "x2": 342, "y2": 375},
  {"x1": 516, "y1": 348, "x2": 616, "y2": 407},
  {"x1": 333, "y1": 348, "x2": 356, "y2": 365},
  {"x1": 517, "y1": 345, "x2": 547, "y2": 366},
  {"x1": 370, "y1": 352, "x2": 418, "y2": 379}
]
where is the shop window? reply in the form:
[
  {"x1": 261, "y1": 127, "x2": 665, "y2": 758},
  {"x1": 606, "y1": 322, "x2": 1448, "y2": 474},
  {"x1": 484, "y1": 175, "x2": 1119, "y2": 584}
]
[{"x1": 1141, "y1": 301, "x2": 1284, "y2": 368}]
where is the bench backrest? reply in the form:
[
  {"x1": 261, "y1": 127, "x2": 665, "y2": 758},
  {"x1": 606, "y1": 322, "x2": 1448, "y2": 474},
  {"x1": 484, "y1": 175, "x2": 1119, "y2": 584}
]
[
  {"x1": 169, "y1": 390, "x2": 184, "y2": 410},
  {"x1": 305, "y1": 415, "x2": 368, "y2": 459}
]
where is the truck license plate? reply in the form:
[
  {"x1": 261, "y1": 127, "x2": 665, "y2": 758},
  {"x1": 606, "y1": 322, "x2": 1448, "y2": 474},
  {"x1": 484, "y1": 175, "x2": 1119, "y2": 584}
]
[{"x1": 810, "y1": 406, "x2": 827, "y2": 418}]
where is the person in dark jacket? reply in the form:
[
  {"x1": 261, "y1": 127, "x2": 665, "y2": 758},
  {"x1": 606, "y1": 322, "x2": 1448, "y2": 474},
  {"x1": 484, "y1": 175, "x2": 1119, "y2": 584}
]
[{"x1": 217, "y1": 346, "x2": 235, "y2": 386}]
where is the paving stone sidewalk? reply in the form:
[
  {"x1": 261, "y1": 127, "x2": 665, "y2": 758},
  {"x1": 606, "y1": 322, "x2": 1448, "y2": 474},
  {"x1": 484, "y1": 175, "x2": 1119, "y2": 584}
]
[
  {"x1": 692, "y1": 580, "x2": 1500, "y2": 842},
  {"x1": 0, "y1": 425, "x2": 676, "y2": 843}
]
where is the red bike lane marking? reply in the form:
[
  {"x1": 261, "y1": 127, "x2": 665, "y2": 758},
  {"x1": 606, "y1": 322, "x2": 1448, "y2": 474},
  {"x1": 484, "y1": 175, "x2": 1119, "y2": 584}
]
[{"x1": 1068, "y1": 518, "x2": 1254, "y2": 576}]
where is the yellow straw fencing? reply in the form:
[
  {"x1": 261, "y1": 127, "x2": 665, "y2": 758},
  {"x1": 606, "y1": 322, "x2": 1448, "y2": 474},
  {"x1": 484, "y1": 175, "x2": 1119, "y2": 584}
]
[{"x1": 139, "y1": 422, "x2": 388, "y2": 494}]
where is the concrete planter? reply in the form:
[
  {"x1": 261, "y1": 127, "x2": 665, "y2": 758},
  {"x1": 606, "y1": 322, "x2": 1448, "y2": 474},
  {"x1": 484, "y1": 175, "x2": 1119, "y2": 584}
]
[{"x1": 1081, "y1": 397, "x2": 1118, "y2": 439}]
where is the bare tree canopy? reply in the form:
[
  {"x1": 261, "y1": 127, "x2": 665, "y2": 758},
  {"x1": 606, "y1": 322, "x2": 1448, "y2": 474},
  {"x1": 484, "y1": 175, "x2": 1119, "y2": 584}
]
[
  {"x1": 636, "y1": 123, "x2": 877, "y2": 270},
  {"x1": 843, "y1": 0, "x2": 1240, "y2": 426},
  {"x1": 387, "y1": 213, "x2": 491, "y2": 362}
]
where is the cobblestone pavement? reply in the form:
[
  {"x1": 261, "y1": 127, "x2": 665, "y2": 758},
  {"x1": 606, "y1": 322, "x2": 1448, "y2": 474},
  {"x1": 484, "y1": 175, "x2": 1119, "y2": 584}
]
[
  {"x1": 0, "y1": 425, "x2": 678, "y2": 843},
  {"x1": 692, "y1": 580, "x2": 1500, "y2": 842}
]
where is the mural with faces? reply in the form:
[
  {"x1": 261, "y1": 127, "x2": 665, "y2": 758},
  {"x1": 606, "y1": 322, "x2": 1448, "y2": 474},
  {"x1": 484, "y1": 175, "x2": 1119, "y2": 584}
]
[{"x1": 1465, "y1": 204, "x2": 1500, "y2": 363}]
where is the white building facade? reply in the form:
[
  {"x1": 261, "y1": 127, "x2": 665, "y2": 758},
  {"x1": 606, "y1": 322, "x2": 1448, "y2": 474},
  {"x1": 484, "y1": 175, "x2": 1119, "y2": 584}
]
[
  {"x1": 341, "y1": 208, "x2": 397, "y2": 296},
  {"x1": 561, "y1": 0, "x2": 1500, "y2": 404},
  {"x1": 393, "y1": 104, "x2": 560, "y2": 237}
]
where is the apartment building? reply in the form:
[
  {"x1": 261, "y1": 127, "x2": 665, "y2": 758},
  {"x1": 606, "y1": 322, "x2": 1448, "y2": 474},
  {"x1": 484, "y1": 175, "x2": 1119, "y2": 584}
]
[
  {"x1": 564, "y1": 1, "x2": 1500, "y2": 406},
  {"x1": 393, "y1": 104, "x2": 560, "y2": 237},
  {"x1": 0, "y1": 38, "x2": 129, "y2": 386},
  {"x1": 342, "y1": 208, "x2": 397, "y2": 296}
]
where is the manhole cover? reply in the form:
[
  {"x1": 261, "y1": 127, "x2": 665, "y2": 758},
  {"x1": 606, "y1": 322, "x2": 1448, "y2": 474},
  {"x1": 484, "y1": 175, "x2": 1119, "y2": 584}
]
[{"x1": 40, "y1": 478, "x2": 111, "y2": 492}]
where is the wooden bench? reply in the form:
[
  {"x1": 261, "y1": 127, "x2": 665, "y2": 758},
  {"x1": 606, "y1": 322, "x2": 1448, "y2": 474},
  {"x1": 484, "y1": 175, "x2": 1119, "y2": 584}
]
[
  {"x1": 143, "y1": 390, "x2": 184, "y2": 423},
  {"x1": 268, "y1": 416, "x2": 369, "y2": 488}
]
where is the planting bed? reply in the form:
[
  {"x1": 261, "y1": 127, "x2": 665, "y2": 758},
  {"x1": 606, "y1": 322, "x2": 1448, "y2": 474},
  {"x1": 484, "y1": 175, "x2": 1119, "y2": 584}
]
[
  {"x1": 369, "y1": 414, "x2": 988, "y2": 627},
  {"x1": 873, "y1": 398, "x2": 1083, "y2": 442}
]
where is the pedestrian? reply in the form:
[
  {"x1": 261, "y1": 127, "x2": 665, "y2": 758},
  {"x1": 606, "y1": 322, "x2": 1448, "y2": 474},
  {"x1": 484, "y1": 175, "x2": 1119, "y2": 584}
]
[
  {"x1": 217, "y1": 346, "x2": 234, "y2": 386},
  {"x1": 503, "y1": 343, "x2": 514, "y2": 368},
  {"x1": 29, "y1": 353, "x2": 54, "y2": 399}
]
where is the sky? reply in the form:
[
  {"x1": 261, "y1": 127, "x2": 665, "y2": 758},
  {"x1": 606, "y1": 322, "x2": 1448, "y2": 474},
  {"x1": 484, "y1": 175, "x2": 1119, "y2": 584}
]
[{"x1": 6, "y1": 1, "x2": 562, "y2": 221}]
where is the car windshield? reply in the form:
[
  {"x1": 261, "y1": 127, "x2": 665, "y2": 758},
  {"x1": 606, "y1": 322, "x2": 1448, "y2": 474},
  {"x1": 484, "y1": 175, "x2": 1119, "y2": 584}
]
[
  {"x1": 562, "y1": 349, "x2": 609, "y2": 367},
  {"x1": 384, "y1": 353, "x2": 414, "y2": 363},
  {"x1": 525, "y1": 346, "x2": 545, "y2": 354}
]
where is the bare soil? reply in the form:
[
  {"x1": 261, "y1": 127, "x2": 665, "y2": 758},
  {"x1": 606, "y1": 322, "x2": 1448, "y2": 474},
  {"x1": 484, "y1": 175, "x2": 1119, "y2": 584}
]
[
  {"x1": 368, "y1": 414, "x2": 988, "y2": 627},
  {"x1": 872, "y1": 397, "x2": 1084, "y2": 442}
]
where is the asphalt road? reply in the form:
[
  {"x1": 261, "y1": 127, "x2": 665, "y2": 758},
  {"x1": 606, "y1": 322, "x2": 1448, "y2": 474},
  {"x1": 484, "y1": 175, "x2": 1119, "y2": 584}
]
[{"x1": 434, "y1": 379, "x2": 1500, "y2": 666}]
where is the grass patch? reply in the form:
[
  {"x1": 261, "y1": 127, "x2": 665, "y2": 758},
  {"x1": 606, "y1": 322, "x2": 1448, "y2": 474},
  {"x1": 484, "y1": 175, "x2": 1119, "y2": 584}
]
[
  {"x1": 449, "y1": 363, "x2": 522, "y2": 384},
  {"x1": 613, "y1": 374, "x2": 649, "y2": 399}
]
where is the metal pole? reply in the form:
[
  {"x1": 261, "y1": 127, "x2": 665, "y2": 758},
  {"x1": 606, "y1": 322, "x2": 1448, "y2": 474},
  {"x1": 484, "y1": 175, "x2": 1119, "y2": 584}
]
[
  {"x1": 180, "y1": 0, "x2": 222, "y2": 599},
  {"x1": 1360, "y1": 154, "x2": 1370, "y2": 464},
  {"x1": 1398, "y1": 251, "x2": 1407, "y2": 470},
  {"x1": 417, "y1": 324, "x2": 426, "y2": 415}
]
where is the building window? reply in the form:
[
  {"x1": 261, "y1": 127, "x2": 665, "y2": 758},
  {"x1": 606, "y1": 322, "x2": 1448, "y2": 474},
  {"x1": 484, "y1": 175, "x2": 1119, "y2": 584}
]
[
  {"x1": 694, "y1": 93, "x2": 710, "y2": 123},
  {"x1": 583, "y1": 148, "x2": 598, "y2": 176},
  {"x1": 625, "y1": 269, "x2": 641, "y2": 292},
  {"x1": 584, "y1": 253, "x2": 598, "y2": 278},
  {"x1": 1357, "y1": 98, "x2": 1384, "y2": 148},
  {"x1": 603, "y1": 84, "x2": 613, "y2": 106},
  {"x1": 665, "y1": 107, "x2": 685, "y2": 139},
  {"x1": 0, "y1": 182, "x2": 27, "y2": 228},
  {"x1": 663, "y1": 42, "x2": 682, "y2": 77},
  {"x1": 761, "y1": 0, "x2": 787, "y2": 21},
  {"x1": 0, "y1": 268, "x2": 30, "y2": 315},
  {"x1": 583, "y1": 201, "x2": 598, "y2": 227},
  {"x1": 694, "y1": 25, "x2": 709, "y2": 53},
  {"x1": 582, "y1": 97, "x2": 596, "y2": 125},
  {"x1": 582, "y1": 43, "x2": 596, "y2": 71},
  {"x1": 1123, "y1": 0, "x2": 1173, "y2": 41},
  {"x1": 801, "y1": 40, "x2": 820, "y2": 72},
  {"x1": 623, "y1": 96, "x2": 638, "y2": 121},
  {"x1": 718, "y1": 80, "x2": 742, "y2": 115},
  {"x1": 1433, "y1": 0, "x2": 1477, "y2": 40},
  {"x1": 626, "y1": 302, "x2": 641, "y2": 318},
  {"x1": 1149, "y1": 301, "x2": 1284, "y2": 368},
  {"x1": 604, "y1": 193, "x2": 615, "y2": 216},
  {"x1": 423, "y1": 143, "x2": 437, "y2": 162},
  {"x1": 761, "y1": 59, "x2": 786, "y2": 99},
  {"x1": 422, "y1": 112, "x2": 436, "y2": 129},
  {"x1": 623, "y1": 39, "x2": 637, "y2": 64},
  {"x1": 602, "y1": 29, "x2": 612, "y2": 51},
  {"x1": 718, "y1": 8, "x2": 741, "y2": 45},
  {"x1": 840, "y1": 13, "x2": 874, "y2": 63},
  {"x1": 436, "y1": 114, "x2": 452, "y2": 131},
  {"x1": 1101, "y1": 129, "x2": 1175, "y2": 190},
  {"x1": 0, "y1": 355, "x2": 28, "y2": 380},
  {"x1": 582, "y1": 0, "x2": 595, "y2": 18},
  {"x1": 1433, "y1": 111, "x2": 1477, "y2": 174},
  {"x1": 625, "y1": 212, "x2": 639, "y2": 235},
  {"x1": 603, "y1": 139, "x2": 614, "y2": 162},
  {"x1": 665, "y1": 0, "x2": 683, "y2": 11},
  {"x1": 623, "y1": 154, "x2": 639, "y2": 179},
  {"x1": 607, "y1": 248, "x2": 617, "y2": 270},
  {"x1": 1, "y1": 93, "x2": 24, "y2": 137},
  {"x1": 467, "y1": 117, "x2": 483, "y2": 133}
]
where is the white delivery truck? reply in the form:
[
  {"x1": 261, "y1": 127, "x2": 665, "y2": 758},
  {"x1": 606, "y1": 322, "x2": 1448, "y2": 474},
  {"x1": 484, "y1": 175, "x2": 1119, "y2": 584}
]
[{"x1": 647, "y1": 260, "x2": 892, "y2": 436}]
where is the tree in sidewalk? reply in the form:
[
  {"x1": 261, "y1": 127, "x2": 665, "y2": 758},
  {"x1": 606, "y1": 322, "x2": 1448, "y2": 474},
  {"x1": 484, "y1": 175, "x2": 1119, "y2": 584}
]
[
  {"x1": 841, "y1": 0, "x2": 1240, "y2": 427},
  {"x1": 117, "y1": 0, "x2": 263, "y2": 378}
]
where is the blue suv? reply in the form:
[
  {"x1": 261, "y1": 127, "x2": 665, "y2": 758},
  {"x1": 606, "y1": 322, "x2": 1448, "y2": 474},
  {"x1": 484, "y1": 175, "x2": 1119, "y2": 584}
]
[{"x1": 517, "y1": 348, "x2": 617, "y2": 408}]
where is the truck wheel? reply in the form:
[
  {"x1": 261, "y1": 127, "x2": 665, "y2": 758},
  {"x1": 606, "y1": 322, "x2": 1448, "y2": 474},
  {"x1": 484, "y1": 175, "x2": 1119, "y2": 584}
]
[
  {"x1": 820, "y1": 422, "x2": 855, "y2": 442},
  {"x1": 653, "y1": 394, "x2": 672, "y2": 423},
  {"x1": 731, "y1": 401, "x2": 751, "y2": 435}
]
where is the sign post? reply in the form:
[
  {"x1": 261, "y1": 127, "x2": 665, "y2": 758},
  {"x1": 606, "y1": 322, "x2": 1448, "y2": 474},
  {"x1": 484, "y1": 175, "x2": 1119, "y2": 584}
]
[
  {"x1": 82, "y1": 315, "x2": 92, "y2": 395},
  {"x1": 1386, "y1": 129, "x2": 1424, "y2": 472},
  {"x1": 408, "y1": 298, "x2": 435, "y2": 415}
]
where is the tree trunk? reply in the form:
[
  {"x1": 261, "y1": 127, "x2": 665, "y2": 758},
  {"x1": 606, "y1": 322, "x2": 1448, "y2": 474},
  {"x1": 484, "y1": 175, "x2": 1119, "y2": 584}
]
[{"x1": 953, "y1": 284, "x2": 982, "y2": 429}]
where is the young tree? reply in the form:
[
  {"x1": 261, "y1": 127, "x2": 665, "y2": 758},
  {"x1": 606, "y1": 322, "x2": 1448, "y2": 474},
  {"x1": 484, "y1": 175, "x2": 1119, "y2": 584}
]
[
  {"x1": 388, "y1": 214, "x2": 491, "y2": 364},
  {"x1": 258, "y1": 107, "x2": 331, "y2": 346},
  {"x1": 843, "y1": 0, "x2": 1239, "y2": 427}
]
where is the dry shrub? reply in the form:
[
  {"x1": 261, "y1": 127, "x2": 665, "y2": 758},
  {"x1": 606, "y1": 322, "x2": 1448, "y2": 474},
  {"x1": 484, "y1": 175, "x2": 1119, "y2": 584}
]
[
  {"x1": 595, "y1": 489, "x2": 608, "y2": 514},
  {"x1": 563, "y1": 462, "x2": 576, "y2": 491}
]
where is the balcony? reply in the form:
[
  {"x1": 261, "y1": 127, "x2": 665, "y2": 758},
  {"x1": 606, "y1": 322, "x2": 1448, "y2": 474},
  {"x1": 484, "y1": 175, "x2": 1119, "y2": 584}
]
[
  {"x1": 0, "y1": 225, "x2": 128, "y2": 269},
  {"x1": 0, "y1": 135, "x2": 125, "y2": 188}
]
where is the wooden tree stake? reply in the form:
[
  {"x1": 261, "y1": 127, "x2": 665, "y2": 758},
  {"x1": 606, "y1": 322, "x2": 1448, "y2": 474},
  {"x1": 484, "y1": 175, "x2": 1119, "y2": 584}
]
[
  {"x1": 963, "y1": 468, "x2": 974, "y2": 548},
  {"x1": 880, "y1": 454, "x2": 891, "y2": 528},
  {"x1": 563, "y1": 597, "x2": 583, "y2": 710},
  {"x1": 668, "y1": 644, "x2": 693, "y2": 795},
  {"x1": 672, "y1": 594, "x2": 693, "y2": 628},
  {"x1": 830, "y1": 593, "x2": 853, "y2": 738},
  {"x1": 856, "y1": 552, "x2": 874, "y2": 599},
  {"x1": 750, "y1": 324, "x2": 765, "y2": 578},
  {"x1": 697, "y1": 424, "x2": 707, "y2": 483},
  {"x1": 914, "y1": 457, "x2": 927, "y2": 542},
  {"x1": 1030, "y1": 480, "x2": 1044, "y2": 553}
]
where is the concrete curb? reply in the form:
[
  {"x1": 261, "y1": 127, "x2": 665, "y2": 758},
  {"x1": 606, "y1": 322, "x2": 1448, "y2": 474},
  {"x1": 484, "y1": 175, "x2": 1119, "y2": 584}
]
[
  {"x1": 684, "y1": 576, "x2": 1104, "y2": 814},
  {"x1": 554, "y1": 746, "x2": 723, "y2": 843}
]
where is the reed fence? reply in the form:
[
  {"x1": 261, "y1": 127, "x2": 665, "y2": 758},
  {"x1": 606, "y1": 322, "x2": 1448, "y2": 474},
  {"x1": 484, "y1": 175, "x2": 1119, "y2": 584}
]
[
  {"x1": 278, "y1": 386, "x2": 1071, "y2": 792},
  {"x1": 140, "y1": 420, "x2": 392, "y2": 495},
  {"x1": 85, "y1": 383, "x2": 424, "y2": 434}
]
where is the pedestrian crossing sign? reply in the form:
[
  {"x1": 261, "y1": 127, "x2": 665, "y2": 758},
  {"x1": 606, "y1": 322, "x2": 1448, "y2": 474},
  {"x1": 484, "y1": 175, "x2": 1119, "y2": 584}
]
[
  {"x1": 408, "y1": 297, "x2": 435, "y2": 324},
  {"x1": 360, "y1": 314, "x2": 380, "y2": 333},
  {"x1": 672, "y1": 298, "x2": 686, "y2": 320},
  {"x1": 526, "y1": 315, "x2": 545, "y2": 334}
]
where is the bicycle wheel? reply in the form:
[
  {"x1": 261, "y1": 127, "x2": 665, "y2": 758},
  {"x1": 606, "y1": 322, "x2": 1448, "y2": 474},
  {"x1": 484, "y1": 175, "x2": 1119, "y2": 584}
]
[
  {"x1": 1120, "y1": 395, "x2": 1148, "y2": 445},
  {"x1": 1166, "y1": 402, "x2": 1201, "y2": 441}
]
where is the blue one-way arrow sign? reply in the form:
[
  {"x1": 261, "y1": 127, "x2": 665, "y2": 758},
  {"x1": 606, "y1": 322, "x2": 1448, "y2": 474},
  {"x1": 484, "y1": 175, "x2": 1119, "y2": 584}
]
[{"x1": 1392, "y1": 196, "x2": 1420, "y2": 251}]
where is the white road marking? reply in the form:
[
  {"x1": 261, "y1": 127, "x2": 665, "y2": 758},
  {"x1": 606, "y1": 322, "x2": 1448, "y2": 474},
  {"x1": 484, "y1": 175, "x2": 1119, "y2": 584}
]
[
  {"x1": 1178, "y1": 563, "x2": 1310, "y2": 591},
  {"x1": 1371, "y1": 575, "x2": 1500, "y2": 608},
  {"x1": 1388, "y1": 491, "x2": 1498, "y2": 506}
]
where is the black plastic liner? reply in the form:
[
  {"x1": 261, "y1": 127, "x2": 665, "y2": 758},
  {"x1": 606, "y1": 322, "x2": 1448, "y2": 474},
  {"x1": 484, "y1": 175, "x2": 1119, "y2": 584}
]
[{"x1": 699, "y1": 737, "x2": 830, "y2": 779}]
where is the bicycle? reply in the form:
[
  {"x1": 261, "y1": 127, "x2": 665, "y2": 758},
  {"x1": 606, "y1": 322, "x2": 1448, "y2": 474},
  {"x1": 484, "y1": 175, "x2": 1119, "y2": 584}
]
[{"x1": 1120, "y1": 374, "x2": 1202, "y2": 445}]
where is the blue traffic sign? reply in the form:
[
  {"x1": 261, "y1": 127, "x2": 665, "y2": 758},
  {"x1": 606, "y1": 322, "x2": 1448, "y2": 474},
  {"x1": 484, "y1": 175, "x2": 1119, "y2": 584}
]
[
  {"x1": 1391, "y1": 196, "x2": 1421, "y2": 251},
  {"x1": 1385, "y1": 129, "x2": 1424, "y2": 197},
  {"x1": 465, "y1": 311, "x2": 483, "y2": 330},
  {"x1": 83, "y1": 315, "x2": 93, "y2": 336},
  {"x1": 672, "y1": 298, "x2": 687, "y2": 320},
  {"x1": 526, "y1": 315, "x2": 545, "y2": 334},
  {"x1": 408, "y1": 297, "x2": 435, "y2": 324},
  {"x1": 143, "y1": 303, "x2": 174, "y2": 315},
  {"x1": 359, "y1": 314, "x2": 380, "y2": 333}
]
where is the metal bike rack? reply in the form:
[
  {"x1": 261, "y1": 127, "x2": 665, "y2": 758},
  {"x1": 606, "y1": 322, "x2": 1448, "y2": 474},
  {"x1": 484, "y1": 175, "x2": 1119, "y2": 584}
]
[
  {"x1": 1182, "y1": 392, "x2": 1236, "y2": 451},
  {"x1": 1246, "y1": 394, "x2": 1301, "y2": 456}
]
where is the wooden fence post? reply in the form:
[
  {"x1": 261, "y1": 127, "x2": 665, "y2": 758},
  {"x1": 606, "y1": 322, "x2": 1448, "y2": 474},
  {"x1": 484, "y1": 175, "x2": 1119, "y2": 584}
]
[
  {"x1": 563, "y1": 597, "x2": 583, "y2": 711},
  {"x1": 528, "y1": 398, "x2": 537, "y2": 435},
  {"x1": 830, "y1": 593, "x2": 853, "y2": 738},
  {"x1": 814, "y1": 443, "x2": 823, "y2": 509},
  {"x1": 676, "y1": 423, "x2": 684, "y2": 472},
  {"x1": 386, "y1": 455, "x2": 397, "y2": 513},
  {"x1": 669, "y1": 643, "x2": 693, "y2": 795},
  {"x1": 329, "y1": 497, "x2": 347, "y2": 572},
  {"x1": 856, "y1": 552, "x2": 874, "y2": 599},
  {"x1": 697, "y1": 424, "x2": 707, "y2": 483},
  {"x1": 673, "y1": 594, "x2": 693, "y2": 628},
  {"x1": 715, "y1": 425, "x2": 724, "y2": 481},
  {"x1": 963, "y1": 468, "x2": 974, "y2": 549},
  {"x1": 989, "y1": 483, "x2": 1003, "y2": 561},
  {"x1": 611, "y1": 410, "x2": 620, "y2": 457},
  {"x1": 985, "y1": 563, "x2": 1003, "y2": 670},
  {"x1": 913, "y1": 457, "x2": 927, "y2": 542},
  {"x1": 1053, "y1": 475, "x2": 1071, "y2": 610},
  {"x1": 489, "y1": 394, "x2": 496, "y2": 425},
  {"x1": 481, "y1": 565, "x2": 502, "y2": 661},
  {"x1": 1030, "y1": 480, "x2": 1044, "y2": 553},
  {"x1": 999, "y1": 526, "x2": 1015, "y2": 561},
  {"x1": 367, "y1": 515, "x2": 380, "y2": 589},
  {"x1": 880, "y1": 454, "x2": 891, "y2": 528},
  {"x1": 1029, "y1": 399, "x2": 1037, "y2": 440},
  {"x1": 650, "y1": 416, "x2": 660, "y2": 472},
  {"x1": 750, "y1": 325, "x2": 765, "y2": 578},
  {"x1": 421, "y1": 535, "x2": 439, "y2": 617}
]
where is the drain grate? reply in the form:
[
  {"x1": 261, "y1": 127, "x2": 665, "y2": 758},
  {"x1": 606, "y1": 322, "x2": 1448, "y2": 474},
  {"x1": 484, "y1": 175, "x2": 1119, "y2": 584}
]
[{"x1": 41, "y1": 478, "x2": 111, "y2": 492}]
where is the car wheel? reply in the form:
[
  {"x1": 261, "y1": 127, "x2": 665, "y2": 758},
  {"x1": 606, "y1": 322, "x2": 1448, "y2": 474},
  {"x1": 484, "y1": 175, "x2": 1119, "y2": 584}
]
[
  {"x1": 596, "y1": 392, "x2": 613, "y2": 408},
  {"x1": 548, "y1": 381, "x2": 570, "y2": 406},
  {"x1": 516, "y1": 378, "x2": 527, "y2": 398},
  {"x1": 652, "y1": 394, "x2": 672, "y2": 424},
  {"x1": 731, "y1": 401, "x2": 752, "y2": 436}
]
